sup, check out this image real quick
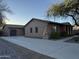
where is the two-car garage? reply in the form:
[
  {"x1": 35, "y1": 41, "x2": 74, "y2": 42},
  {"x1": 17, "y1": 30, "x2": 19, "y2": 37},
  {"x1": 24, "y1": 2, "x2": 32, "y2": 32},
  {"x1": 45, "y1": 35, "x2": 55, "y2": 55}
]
[
  {"x1": 3, "y1": 24, "x2": 24, "y2": 36},
  {"x1": 10, "y1": 29, "x2": 17, "y2": 36}
]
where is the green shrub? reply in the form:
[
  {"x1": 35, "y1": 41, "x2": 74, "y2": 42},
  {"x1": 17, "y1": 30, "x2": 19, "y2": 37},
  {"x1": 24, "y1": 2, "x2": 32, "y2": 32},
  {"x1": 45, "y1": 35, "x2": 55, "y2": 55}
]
[
  {"x1": 50, "y1": 32, "x2": 60, "y2": 39},
  {"x1": 60, "y1": 32, "x2": 68, "y2": 37}
]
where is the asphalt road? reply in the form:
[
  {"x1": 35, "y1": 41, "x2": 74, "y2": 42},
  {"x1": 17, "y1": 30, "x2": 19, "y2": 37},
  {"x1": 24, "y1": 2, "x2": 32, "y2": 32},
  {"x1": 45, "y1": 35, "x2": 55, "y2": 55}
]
[
  {"x1": 0, "y1": 38, "x2": 54, "y2": 59},
  {"x1": 0, "y1": 38, "x2": 28, "y2": 59}
]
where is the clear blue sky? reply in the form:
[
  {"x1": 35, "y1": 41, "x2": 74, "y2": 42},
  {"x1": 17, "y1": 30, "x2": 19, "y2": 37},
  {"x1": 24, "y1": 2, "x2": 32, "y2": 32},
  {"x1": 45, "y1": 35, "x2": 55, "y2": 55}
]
[{"x1": 6, "y1": 0, "x2": 73, "y2": 25}]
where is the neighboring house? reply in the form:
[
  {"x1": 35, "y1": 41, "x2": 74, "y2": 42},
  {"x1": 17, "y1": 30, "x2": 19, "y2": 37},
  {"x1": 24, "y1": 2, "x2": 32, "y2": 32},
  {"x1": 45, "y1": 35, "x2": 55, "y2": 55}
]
[
  {"x1": 24, "y1": 18, "x2": 73, "y2": 39},
  {"x1": 3, "y1": 24, "x2": 24, "y2": 36},
  {"x1": 72, "y1": 25, "x2": 79, "y2": 34}
]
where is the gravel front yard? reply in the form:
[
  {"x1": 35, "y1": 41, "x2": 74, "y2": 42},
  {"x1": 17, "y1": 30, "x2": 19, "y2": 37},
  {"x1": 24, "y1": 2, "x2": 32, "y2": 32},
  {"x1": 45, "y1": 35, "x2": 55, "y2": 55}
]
[
  {"x1": 0, "y1": 38, "x2": 54, "y2": 59},
  {"x1": 65, "y1": 37, "x2": 79, "y2": 43}
]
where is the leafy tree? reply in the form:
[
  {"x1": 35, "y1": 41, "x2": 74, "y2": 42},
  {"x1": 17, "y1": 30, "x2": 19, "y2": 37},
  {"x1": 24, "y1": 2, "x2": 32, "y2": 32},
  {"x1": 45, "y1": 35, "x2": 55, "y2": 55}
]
[
  {"x1": 0, "y1": 0, "x2": 11, "y2": 27},
  {"x1": 47, "y1": 0, "x2": 79, "y2": 25}
]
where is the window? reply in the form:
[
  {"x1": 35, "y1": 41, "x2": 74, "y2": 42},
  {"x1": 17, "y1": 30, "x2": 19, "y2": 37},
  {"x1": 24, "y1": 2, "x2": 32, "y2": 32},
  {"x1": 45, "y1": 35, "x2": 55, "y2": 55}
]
[
  {"x1": 35, "y1": 27, "x2": 38, "y2": 33},
  {"x1": 30, "y1": 28, "x2": 32, "y2": 33}
]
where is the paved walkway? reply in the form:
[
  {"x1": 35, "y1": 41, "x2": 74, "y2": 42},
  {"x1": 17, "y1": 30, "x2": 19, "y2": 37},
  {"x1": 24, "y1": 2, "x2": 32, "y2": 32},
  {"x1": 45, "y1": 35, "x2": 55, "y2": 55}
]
[{"x1": 2, "y1": 36, "x2": 79, "y2": 59}]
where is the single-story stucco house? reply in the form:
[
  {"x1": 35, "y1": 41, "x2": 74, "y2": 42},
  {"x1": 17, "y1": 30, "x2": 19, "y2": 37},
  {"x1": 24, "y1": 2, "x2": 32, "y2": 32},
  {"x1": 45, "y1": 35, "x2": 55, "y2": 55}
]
[
  {"x1": 24, "y1": 18, "x2": 73, "y2": 39},
  {"x1": 2, "y1": 18, "x2": 73, "y2": 39},
  {"x1": 3, "y1": 24, "x2": 24, "y2": 36}
]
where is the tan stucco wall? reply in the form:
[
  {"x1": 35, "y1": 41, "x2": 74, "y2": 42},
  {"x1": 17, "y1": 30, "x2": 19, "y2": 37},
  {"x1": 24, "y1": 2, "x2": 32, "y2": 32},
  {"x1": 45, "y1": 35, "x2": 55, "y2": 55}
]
[
  {"x1": 3, "y1": 26, "x2": 10, "y2": 36},
  {"x1": 24, "y1": 20, "x2": 49, "y2": 39}
]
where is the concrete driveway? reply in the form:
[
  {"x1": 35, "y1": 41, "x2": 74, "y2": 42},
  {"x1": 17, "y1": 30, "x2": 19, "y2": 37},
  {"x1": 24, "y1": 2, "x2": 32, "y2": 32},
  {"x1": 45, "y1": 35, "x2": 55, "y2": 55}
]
[
  {"x1": 0, "y1": 37, "x2": 53, "y2": 59},
  {"x1": 1, "y1": 36, "x2": 79, "y2": 59}
]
